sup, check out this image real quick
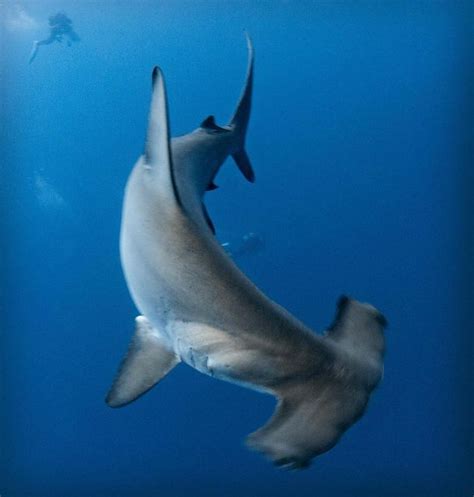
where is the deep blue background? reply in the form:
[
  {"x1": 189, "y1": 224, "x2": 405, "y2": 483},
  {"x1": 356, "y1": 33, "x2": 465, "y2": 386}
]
[{"x1": 1, "y1": 1, "x2": 472, "y2": 496}]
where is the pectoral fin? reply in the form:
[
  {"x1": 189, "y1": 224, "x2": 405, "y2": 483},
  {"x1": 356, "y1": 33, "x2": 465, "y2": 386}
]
[{"x1": 106, "y1": 316, "x2": 180, "y2": 408}]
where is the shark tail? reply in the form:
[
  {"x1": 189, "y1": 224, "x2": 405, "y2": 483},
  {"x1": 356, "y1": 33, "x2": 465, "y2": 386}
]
[
  {"x1": 247, "y1": 297, "x2": 386, "y2": 469},
  {"x1": 229, "y1": 32, "x2": 255, "y2": 183}
]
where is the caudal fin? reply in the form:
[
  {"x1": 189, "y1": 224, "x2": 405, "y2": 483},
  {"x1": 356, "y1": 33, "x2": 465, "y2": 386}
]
[{"x1": 229, "y1": 33, "x2": 255, "y2": 182}]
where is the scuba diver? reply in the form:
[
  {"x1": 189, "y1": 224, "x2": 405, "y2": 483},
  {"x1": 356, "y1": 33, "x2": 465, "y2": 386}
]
[
  {"x1": 29, "y1": 12, "x2": 80, "y2": 64},
  {"x1": 222, "y1": 232, "x2": 265, "y2": 260}
]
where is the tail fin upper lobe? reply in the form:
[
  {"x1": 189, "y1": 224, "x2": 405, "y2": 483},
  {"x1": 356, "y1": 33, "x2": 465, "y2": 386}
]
[{"x1": 230, "y1": 33, "x2": 255, "y2": 182}]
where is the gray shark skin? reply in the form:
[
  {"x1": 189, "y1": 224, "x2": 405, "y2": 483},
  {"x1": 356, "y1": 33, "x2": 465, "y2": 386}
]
[{"x1": 106, "y1": 36, "x2": 386, "y2": 469}]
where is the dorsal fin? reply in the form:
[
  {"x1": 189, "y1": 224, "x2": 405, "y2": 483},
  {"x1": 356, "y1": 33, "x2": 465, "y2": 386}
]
[
  {"x1": 145, "y1": 68, "x2": 171, "y2": 167},
  {"x1": 144, "y1": 67, "x2": 181, "y2": 206},
  {"x1": 200, "y1": 115, "x2": 228, "y2": 133}
]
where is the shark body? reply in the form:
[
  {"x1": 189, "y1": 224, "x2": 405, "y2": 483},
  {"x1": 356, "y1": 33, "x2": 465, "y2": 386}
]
[{"x1": 106, "y1": 37, "x2": 386, "y2": 469}]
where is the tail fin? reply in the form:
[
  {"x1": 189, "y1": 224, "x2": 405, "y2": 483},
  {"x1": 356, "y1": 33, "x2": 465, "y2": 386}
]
[{"x1": 229, "y1": 33, "x2": 255, "y2": 182}]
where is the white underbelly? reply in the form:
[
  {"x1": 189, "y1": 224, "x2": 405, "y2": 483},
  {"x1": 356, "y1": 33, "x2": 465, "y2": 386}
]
[{"x1": 166, "y1": 320, "x2": 283, "y2": 394}]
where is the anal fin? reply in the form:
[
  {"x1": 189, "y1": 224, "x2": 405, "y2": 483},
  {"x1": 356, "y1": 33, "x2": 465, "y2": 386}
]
[
  {"x1": 206, "y1": 181, "x2": 219, "y2": 191},
  {"x1": 106, "y1": 316, "x2": 180, "y2": 408}
]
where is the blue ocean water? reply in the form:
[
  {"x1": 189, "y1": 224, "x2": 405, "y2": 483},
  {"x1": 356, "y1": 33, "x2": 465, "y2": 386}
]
[{"x1": 1, "y1": 1, "x2": 472, "y2": 496}]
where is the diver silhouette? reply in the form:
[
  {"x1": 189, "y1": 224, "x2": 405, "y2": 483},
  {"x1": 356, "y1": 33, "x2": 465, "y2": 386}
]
[
  {"x1": 222, "y1": 232, "x2": 264, "y2": 259},
  {"x1": 29, "y1": 12, "x2": 80, "y2": 64}
]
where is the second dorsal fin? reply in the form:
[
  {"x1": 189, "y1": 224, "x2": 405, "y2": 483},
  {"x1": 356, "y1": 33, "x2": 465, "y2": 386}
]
[{"x1": 200, "y1": 115, "x2": 228, "y2": 133}]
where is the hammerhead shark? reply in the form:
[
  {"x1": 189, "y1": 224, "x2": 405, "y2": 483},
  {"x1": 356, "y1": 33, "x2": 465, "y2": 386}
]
[{"x1": 106, "y1": 36, "x2": 386, "y2": 469}]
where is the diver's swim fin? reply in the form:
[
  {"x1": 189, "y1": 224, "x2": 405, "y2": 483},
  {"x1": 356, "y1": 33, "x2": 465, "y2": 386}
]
[{"x1": 29, "y1": 41, "x2": 39, "y2": 64}]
